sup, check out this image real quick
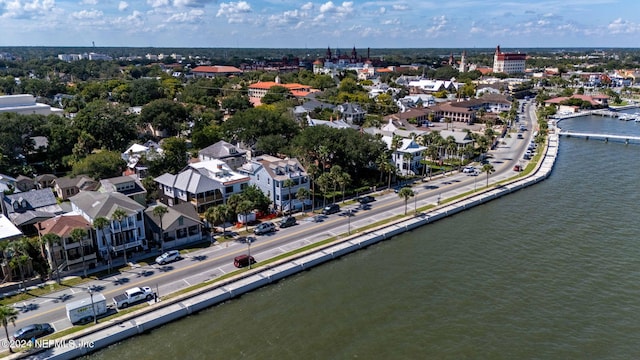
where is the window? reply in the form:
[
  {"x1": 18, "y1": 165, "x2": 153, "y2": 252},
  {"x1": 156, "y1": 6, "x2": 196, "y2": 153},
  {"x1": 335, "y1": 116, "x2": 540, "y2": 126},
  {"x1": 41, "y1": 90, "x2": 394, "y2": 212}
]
[
  {"x1": 136, "y1": 213, "x2": 142, "y2": 221},
  {"x1": 225, "y1": 186, "x2": 234, "y2": 194},
  {"x1": 178, "y1": 217, "x2": 184, "y2": 226}
]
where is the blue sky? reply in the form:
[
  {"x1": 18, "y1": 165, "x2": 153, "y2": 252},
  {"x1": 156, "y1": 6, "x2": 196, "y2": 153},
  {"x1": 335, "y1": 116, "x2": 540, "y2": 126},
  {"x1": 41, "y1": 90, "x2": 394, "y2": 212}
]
[{"x1": 0, "y1": 0, "x2": 638, "y2": 48}]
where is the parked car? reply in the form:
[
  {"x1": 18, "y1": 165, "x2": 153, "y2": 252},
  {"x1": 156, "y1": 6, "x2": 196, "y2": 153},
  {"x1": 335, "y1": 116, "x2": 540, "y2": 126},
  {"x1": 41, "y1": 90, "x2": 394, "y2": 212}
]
[
  {"x1": 155, "y1": 250, "x2": 181, "y2": 265},
  {"x1": 358, "y1": 195, "x2": 375, "y2": 204},
  {"x1": 279, "y1": 216, "x2": 297, "y2": 228},
  {"x1": 322, "y1": 203, "x2": 340, "y2": 215},
  {"x1": 13, "y1": 323, "x2": 54, "y2": 341},
  {"x1": 517, "y1": 133, "x2": 523, "y2": 139},
  {"x1": 254, "y1": 221, "x2": 276, "y2": 235},
  {"x1": 234, "y1": 254, "x2": 256, "y2": 268}
]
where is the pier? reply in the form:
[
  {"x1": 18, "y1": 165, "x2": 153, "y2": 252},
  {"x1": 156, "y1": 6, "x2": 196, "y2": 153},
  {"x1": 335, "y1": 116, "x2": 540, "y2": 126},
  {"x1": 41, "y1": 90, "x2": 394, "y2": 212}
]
[{"x1": 558, "y1": 130, "x2": 640, "y2": 144}]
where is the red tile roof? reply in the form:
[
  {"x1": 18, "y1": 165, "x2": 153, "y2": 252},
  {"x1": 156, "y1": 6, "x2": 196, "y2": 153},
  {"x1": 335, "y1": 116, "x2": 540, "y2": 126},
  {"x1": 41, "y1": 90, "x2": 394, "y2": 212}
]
[{"x1": 192, "y1": 65, "x2": 243, "y2": 74}]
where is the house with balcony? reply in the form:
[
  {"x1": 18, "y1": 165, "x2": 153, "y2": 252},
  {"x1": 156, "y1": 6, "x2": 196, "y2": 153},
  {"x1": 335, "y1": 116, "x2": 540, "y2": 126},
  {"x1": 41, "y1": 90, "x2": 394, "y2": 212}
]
[
  {"x1": 70, "y1": 191, "x2": 147, "y2": 260},
  {"x1": 154, "y1": 159, "x2": 250, "y2": 213},
  {"x1": 98, "y1": 175, "x2": 147, "y2": 206},
  {"x1": 37, "y1": 213, "x2": 97, "y2": 274},
  {"x1": 121, "y1": 141, "x2": 162, "y2": 179},
  {"x1": 239, "y1": 155, "x2": 310, "y2": 212},
  {"x1": 145, "y1": 203, "x2": 204, "y2": 250},
  {"x1": 198, "y1": 140, "x2": 247, "y2": 170},
  {"x1": 381, "y1": 136, "x2": 427, "y2": 176}
]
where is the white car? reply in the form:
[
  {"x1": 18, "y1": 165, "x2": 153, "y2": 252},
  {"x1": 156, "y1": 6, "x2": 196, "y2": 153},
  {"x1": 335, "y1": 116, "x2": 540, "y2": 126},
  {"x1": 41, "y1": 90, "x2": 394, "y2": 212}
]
[
  {"x1": 155, "y1": 250, "x2": 181, "y2": 265},
  {"x1": 463, "y1": 166, "x2": 476, "y2": 174}
]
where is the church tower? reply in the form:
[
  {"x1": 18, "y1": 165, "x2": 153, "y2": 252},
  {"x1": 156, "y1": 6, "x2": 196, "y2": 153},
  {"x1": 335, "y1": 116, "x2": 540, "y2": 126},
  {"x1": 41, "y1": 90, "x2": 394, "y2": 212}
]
[{"x1": 459, "y1": 51, "x2": 467, "y2": 72}]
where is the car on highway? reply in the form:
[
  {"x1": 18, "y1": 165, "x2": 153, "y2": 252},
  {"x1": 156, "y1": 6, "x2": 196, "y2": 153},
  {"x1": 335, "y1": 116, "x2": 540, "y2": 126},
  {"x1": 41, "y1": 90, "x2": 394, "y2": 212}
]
[
  {"x1": 155, "y1": 250, "x2": 181, "y2": 265},
  {"x1": 234, "y1": 254, "x2": 256, "y2": 268},
  {"x1": 357, "y1": 195, "x2": 375, "y2": 204},
  {"x1": 322, "y1": 203, "x2": 340, "y2": 215},
  {"x1": 254, "y1": 221, "x2": 276, "y2": 235},
  {"x1": 517, "y1": 133, "x2": 523, "y2": 139},
  {"x1": 462, "y1": 166, "x2": 476, "y2": 173},
  {"x1": 279, "y1": 216, "x2": 297, "y2": 228},
  {"x1": 514, "y1": 165, "x2": 523, "y2": 172},
  {"x1": 13, "y1": 323, "x2": 54, "y2": 341}
]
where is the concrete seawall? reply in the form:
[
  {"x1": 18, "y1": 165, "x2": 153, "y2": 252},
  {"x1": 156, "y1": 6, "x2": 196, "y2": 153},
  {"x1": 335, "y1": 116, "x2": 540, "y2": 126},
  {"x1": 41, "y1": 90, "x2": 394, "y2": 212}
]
[{"x1": 26, "y1": 133, "x2": 560, "y2": 360}]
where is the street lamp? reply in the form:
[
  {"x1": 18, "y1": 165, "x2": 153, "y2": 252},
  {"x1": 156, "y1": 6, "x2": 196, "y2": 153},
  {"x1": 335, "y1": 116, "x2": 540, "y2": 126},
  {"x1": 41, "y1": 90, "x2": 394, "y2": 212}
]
[
  {"x1": 247, "y1": 239, "x2": 252, "y2": 270},
  {"x1": 88, "y1": 286, "x2": 98, "y2": 324},
  {"x1": 347, "y1": 209, "x2": 352, "y2": 235},
  {"x1": 414, "y1": 191, "x2": 418, "y2": 215}
]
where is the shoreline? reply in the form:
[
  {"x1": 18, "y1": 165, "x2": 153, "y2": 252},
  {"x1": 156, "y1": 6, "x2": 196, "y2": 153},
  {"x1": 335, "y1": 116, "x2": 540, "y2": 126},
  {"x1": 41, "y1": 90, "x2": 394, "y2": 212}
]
[{"x1": 17, "y1": 131, "x2": 559, "y2": 360}]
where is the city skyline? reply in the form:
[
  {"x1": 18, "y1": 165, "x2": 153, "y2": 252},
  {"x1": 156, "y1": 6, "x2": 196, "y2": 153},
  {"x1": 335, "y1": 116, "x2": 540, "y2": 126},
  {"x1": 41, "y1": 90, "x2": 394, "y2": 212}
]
[{"x1": 0, "y1": 0, "x2": 638, "y2": 49}]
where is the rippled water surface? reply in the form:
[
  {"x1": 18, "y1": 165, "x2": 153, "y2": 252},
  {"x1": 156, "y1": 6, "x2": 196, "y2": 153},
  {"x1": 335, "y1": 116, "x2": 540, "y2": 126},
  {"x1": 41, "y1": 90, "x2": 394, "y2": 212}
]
[{"x1": 86, "y1": 116, "x2": 640, "y2": 360}]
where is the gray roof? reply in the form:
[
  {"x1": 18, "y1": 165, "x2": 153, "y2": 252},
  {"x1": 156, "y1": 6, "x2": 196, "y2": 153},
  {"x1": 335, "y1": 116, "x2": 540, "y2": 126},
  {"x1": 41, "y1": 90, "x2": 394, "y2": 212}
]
[
  {"x1": 198, "y1": 140, "x2": 246, "y2": 160},
  {"x1": 3, "y1": 188, "x2": 58, "y2": 214},
  {"x1": 99, "y1": 176, "x2": 146, "y2": 196},
  {"x1": 338, "y1": 102, "x2": 365, "y2": 115},
  {"x1": 70, "y1": 191, "x2": 145, "y2": 219},
  {"x1": 155, "y1": 168, "x2": 221, "y2": 194},
  {"x1": 145, "y1": 204, "x2": 202, "y2": 231}
]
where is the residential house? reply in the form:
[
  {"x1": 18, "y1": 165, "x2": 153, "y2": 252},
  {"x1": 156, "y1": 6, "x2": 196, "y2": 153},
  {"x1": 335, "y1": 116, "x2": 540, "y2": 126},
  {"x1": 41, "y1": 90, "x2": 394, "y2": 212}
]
[
  {"x1": 0, "y1": 214, "x2": 24, "y2": 282},
  {"x1": 407, "y1": 79, "x2": 460, "y2": 94},
  {"x1": 384, "y1": 108, "x2": 433, "y2": 128},
  {"x1": 15, "y1": 175, "x2": 36, "y2": 192},
  {"x1": 98, "y1": 175, "x2": 147, "y2": 206},
  {"x1": 0, "y1": 94, "x2": 64, "y2": 116},
  {"x1": 37, "y1": 214, "x2": 98, "y2": 274},
  {"x1": 0, "y1": 174, "x2": 16, "y2": 193},
  {"x1": 198, "y1": 140, "x2": 247, "y2": 170},
  {"x1": 544, "y1": 94, "x2": 609, "y2": 108},
  {"x1": 155, "y1": 160, "x2": 250, "y2": 213},
  {"x1": 121, "y1": 141, "x2": 162, "y2": 179},
  {"x1": 381, "y1": 136, "x2": 427, "y2": 176},
  {"x1": 336, "y1": 102, "x2": 366, "y2": 125},
  {"x1": 35, "y1": 174, "x2": 58, "y2": 190},
  {"x1": 70, "y1": 191, "x2": 147, "y2": 260},
  {"x1": 53, "y1": 175, "x2": 98, "y2": 201},
  {"x1": 145, "y1": 203, "x2": 204, "y2": 250},
  {"x1": 1, "y1": 188, "x2": 64, "y2": 235},
  {"x1": 239, "y1": 155, "x2": 310, "y2": 212}
]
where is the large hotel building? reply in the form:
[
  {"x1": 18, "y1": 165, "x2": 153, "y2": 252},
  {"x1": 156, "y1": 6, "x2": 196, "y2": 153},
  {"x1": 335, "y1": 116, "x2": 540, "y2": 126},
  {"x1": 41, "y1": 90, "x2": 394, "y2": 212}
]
[{"x1": 492, "y1": 45, "x2": 526, "y2": 74}]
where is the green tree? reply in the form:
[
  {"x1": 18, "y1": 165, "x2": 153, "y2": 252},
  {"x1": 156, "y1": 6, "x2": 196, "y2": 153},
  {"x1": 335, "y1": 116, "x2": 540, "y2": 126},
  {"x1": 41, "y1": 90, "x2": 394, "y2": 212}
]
[
  {"x1": 261, "y1": 85, "x2": 291, "y2": 104},
  {"x1": 0, "y1": 305, "x2": 18, "y2": 353},
  {"x1": 73, "y1": 99, "x2": 137, "y2": 151},
  {"x1": 482, "y1": 163, "x2": 495, "y2": 187},
  {"x1": 152, "y1": 206, "x2": 169, "y2": 253},
  {"x1": 71, "y1": 151, "x2": 125, "y2": 179},
  {"x1": 41, "y1": 233, "x2": 62, "y2": 285},
  {"x1": 7, "y1": 238, "x2": 31, "y2": 291},
  {"x1": 111, "y1": 208, "x2": 129, "y2": 266},
  {"x1": 204, "y1": 204, "x2": 231, "y2": 237},
  {"x1": 237, "y1": 200, "x2": 254, "y2": 232},
  {"x1": 93, "y1": 216, "x2": 112, "y2": 273},
  {"x1": 296, "y1": 187, "x2": 311, "y2": 212},
  {"x1": 70, "y1": 228, "x2": 89, "y2": 278},
  {"x1": 139, "y1": 99, "x2": 188, "y2": 137},
  {"x1": 398, "y1": 187, "x2": 414, "y2": 215},
  {"x1": 283, "y1": 178, "x2": 295, "y2": 213}
]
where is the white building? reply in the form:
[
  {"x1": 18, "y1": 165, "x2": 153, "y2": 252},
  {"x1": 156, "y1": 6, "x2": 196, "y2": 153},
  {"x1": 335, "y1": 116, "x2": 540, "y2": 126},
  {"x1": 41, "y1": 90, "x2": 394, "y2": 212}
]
[
  {"x1": 381, "y1": 136, "x2": 427, "y2": 176},
  {"x1": 0, "y1": 94, "x2": 63, "y2": 116},
  {"x1": 492, "y1": 45, "x2": 526, "y2": 74}
]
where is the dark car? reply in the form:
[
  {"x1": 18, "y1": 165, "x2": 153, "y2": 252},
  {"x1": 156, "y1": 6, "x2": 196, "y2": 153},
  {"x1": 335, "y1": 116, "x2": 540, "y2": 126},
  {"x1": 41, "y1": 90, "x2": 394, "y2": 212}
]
[
  {"x1": 13, "y1": 323, "x2": 54, "y2": 341},
  {"x1": 234, "y1": 254, "x2": 256, "y2": 268},
  {"x1": 322, "y1": 203, "x2": 340, "y2": 215},
  {"x1": 358, "y1": 196, "x2": 375, "y2": 204},
  {"x1": 279, "y1": 216, "x2": 297, "y2": 228}
]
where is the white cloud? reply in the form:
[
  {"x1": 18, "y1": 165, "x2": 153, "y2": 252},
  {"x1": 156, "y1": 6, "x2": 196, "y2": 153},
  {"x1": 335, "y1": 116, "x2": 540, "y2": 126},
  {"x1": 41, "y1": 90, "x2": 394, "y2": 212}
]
[
  {"x1": 118, "y1": 1, "x2": 128, "y2": 11},
  {"x1": 607, "y1": 18, "x2": 639, "y2": 34},
  {"x1": 216, "y1": 1, "x2": 251, "y2": 16},
  {"x1": 173, "y1": 0, "x2": 211, "y2": 7},
  {"x1": 318, "y1": 1, "x2": 353, "y2": 17},
  {"x1": 147, "y1": 0, "x2": 169, "y2": 8},
  {"x1": 71, "y1": 9, "x2": 104, "y2": 20},
  {"x1": 392, "y1": 4, "x2": 408, "y2": 11},
  {"x1": 301, "y1": 2, "x2": 313, "y2": 11},
  {"x1": 379, "y1": 7, "x2": 386, "y2": 15},
  {"x1": 166, "y1": 9, "x2": 204, "y2": 22},
  {"x1": 80, "y1": 0, "x2": 98, "y2": 5}
]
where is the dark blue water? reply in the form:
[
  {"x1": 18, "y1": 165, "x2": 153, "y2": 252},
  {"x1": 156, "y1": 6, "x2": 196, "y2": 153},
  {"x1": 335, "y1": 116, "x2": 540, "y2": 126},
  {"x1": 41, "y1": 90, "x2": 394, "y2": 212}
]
[{"x1": 86, "y1": 115, "x2": 640, "y2": 360}]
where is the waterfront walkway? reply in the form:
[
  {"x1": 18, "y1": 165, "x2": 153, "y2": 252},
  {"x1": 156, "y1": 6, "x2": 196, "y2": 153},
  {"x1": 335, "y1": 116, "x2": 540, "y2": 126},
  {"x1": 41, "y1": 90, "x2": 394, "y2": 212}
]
[{"x1": 558, "y1": 131, "x2": 640, "y2": 143}]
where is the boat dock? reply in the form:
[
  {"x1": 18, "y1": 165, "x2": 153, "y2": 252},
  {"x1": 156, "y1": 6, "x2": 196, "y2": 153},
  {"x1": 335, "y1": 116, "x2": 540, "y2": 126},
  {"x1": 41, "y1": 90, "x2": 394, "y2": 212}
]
[{"x1": 558, "y1": 130, "x2": 640, "y2": 144}]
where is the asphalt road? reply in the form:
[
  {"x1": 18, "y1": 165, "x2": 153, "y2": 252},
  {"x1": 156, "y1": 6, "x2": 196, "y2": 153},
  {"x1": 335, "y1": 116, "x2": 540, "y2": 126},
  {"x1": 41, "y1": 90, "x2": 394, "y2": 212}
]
[{"x1": 5, "y1": 100, "x2": 537, "y2": 346}]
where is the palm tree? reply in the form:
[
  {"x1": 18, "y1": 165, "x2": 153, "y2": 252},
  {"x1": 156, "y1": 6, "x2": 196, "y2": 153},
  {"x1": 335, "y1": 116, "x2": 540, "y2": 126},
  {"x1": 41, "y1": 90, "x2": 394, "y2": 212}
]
[
  {"x1": 111, "y1": 208, "x2": 128, "y2": 266},
  {"x1": 316, "y1": 172, "x2": 332, "y2": 208},
  {"x1": 329, "y1": 165, "x2": 343, "y2": 204},
  {"x1": 397, "y1": 187, "x2": 414, "y2": 215},
  {"x1": 283, "y1": 178, "x2": 295, "y2": 214},
  {"x1": 402, "y1": 152, "x2": 412, "y2": 176},
  {"x1": 336, "y1": 171, "x2": 351, "y2": 204},
  {"x1": 296, "y1": 188, "x2": 311, "y2": 211},
  {"x1": 8, "y1": 238, "x2": 30, "y2": 291},
  {"x1": 93, "y1": 216, "x2": 111, "y2": 273},
  {"x1": 237, "y1": 200, "x2": 253, "y2": 232},
  {"x1": 306, "y1": 163, "x2": 320, "y2": 212},
  {"x1": 204, "y1": 204, "x2": 229, "y2": 238},
  {"x1": 0, "y1": 305, "x2": 18, "y2": 353},
  {"x1": 41, "y1": 233, "x2": 62, "y2": 284},
  {"x1": 482, "y1": 163, "x2": 495, "y2": 187},
  {"x1": 70, "y1": 228, "x2": 89, "y2": 278},
  {"x1": 152, "y1": 205, "x2": 169, "y2": 253}
]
